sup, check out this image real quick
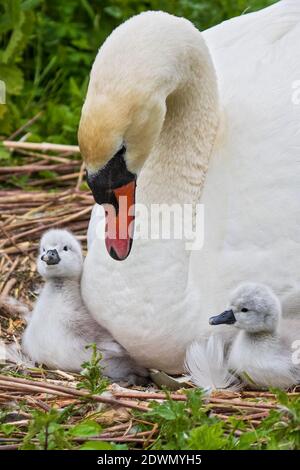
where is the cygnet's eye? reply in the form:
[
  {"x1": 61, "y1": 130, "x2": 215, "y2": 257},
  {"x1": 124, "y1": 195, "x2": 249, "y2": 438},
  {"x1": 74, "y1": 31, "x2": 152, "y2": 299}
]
[
  {"x1": 63, "y1": 246, "x2": 68, "y2": 251},
  {"x1": 42, "y1": 247, "x2": 45, "y2": 252},
  {"x1": 241, "y1": 307, "x2": 248, "y2": 313}
]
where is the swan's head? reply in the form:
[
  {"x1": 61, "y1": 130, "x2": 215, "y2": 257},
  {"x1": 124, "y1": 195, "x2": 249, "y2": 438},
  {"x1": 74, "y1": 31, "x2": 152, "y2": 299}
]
[
  {"x1": 209, "y1": 283, "x2": 281, "y2": 334},
  {"x1": 78, "y1": 12, "x2": 197, "y2": 260},
  {"x1": 78, "y1": 88, "x2": 166, "y2": 260},
  {"x1": 38, "y1": 229, "x2": 83, "y2": 280}
]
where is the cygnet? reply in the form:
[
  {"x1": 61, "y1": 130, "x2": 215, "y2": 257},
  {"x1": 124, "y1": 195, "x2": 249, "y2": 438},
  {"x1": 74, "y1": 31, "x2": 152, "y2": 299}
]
[
  {"x1": 186, "y1": 283, "x2": 300, "y2": 390},
  {"x1": 22, "y1": 229, "x2": 148, "y2": 384}
]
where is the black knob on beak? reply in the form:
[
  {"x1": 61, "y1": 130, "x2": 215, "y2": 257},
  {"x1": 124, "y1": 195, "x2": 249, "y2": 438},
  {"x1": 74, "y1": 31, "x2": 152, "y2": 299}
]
[{"x1": 41, "y1": 249, "x2": 61, "y2": 265}]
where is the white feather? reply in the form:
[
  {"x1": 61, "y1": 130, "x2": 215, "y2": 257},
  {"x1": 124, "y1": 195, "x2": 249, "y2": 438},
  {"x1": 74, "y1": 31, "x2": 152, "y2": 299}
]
[{"x1": 185, "y1": 336, "x2": 239, "y2": 392}]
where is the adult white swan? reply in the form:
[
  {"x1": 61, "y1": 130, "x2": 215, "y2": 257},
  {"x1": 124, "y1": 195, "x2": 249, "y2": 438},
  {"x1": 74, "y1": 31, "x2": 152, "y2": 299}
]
[{"x1": 79, "y1": 0, "x2": 300, "y2": 373}]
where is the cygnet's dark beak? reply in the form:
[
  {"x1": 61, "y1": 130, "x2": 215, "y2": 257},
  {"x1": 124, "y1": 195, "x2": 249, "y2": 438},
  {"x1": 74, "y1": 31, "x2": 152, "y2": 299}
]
[
  {"x1": 41, "y1": 249, "x2": 61, "y2": 265},
  {"x1": 209, "y1": 309, "x2": 236, "y2": 325}
]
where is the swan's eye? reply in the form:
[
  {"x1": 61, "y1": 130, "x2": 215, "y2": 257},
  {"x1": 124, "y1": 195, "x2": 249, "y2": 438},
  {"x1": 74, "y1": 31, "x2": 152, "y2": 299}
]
[
  {"x1": 241, "y1": 307, "x2": 248, "y2": 313},
  {"x1": 63, "y1": 246, "x2": 68, "y2": 251}
]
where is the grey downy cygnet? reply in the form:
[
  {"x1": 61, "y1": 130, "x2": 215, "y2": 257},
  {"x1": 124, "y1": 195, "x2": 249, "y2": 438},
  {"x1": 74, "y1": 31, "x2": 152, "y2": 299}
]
[
  {"x1": 208, "y1": 282, "x2": 300, "y2": 389},
  {"x1": 22, "y1": 229, "x2": 148, "y2": 384}
]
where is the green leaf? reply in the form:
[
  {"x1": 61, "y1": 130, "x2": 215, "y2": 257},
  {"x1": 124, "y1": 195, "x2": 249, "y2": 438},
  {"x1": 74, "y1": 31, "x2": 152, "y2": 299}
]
[
  {"x1": 70, "y1": 420, "x2": 102, "y2": 438},
  {"x1": 188, "y1": 422, "x2": 228, "y2": 450},
  {"x1": 111, "y1": 443, "x2": 129, "y2": 450},
  {"x1": 235, "y1": 430, "x2": 261, "y2": 450},
  {"x1": 149, "y1": 405, "x2": 177, "y2": 421},
  {"x1": 80, "y1": 441, "x2": 113, "y2": 450}
]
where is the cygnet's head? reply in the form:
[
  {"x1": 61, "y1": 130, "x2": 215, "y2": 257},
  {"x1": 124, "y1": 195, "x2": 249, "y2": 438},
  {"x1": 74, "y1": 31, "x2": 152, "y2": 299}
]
[
  {"x1": 209, "y1": 283, "x2": 281, "y2": 334},
  {"x1": 37, "y1": 229, "x2": 83, "y2": 280}
]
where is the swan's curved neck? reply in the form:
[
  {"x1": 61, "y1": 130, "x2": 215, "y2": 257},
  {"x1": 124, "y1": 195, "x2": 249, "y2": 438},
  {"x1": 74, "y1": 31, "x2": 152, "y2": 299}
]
[{"x1": 138, "y1": 31, "x2": 219, "y2": 206}]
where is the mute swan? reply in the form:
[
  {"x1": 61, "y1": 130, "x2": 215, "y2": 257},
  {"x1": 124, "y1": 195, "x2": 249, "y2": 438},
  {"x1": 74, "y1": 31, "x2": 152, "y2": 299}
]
[
  {"x1": 209, "y1": 283, "x2": 300, "y2": 389},
  {"x1": 79, "y1": 2, "x2": 300, "y2": 373},
  {"x1": 22, "y1": 229, "x2": 148, "y2": 383}
]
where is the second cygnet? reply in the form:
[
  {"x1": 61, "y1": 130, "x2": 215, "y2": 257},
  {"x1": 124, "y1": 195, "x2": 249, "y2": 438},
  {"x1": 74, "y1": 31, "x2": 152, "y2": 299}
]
[
  {"x1": 186, "y1": 283, "x2": 300, "y2": 390},
  {"x1": 209, "y1": 283, "x2": 300, "y2": 388}
]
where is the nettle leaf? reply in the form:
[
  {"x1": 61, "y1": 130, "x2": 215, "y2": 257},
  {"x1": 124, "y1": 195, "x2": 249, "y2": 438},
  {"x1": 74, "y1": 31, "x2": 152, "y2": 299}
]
[
  {"x1": 234, "y1": 430, "x2": 260, "y2": 450},
  {"x1": 188, "y1": 422, "x2": 228, "y2": 450},
  {"x1": 80, "y1": 441, "x2": 113, "y2": 450},
  {"x1": 70, "y1": 420, "x2": 102, "y2": 438},
  {"x1": 0, "y1": 65, "x2": 24, "y2": 95},
  {"x1": 111, "y1": 443, "x2": 129, "y2": 450},
  {"x1": 150, "y1": 405, "x2": 177, "y2": 421}
]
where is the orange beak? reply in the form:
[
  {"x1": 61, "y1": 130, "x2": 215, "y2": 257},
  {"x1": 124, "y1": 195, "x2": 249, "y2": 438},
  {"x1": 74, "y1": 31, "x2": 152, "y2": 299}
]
[{"x1": 104, "y1": 180, "x2": 136, "y2": 260}]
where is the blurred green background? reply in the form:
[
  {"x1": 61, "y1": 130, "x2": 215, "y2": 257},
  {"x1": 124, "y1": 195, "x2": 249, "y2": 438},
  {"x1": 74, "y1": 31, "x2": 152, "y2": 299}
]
[{"x1": 0, "y1": 0, "x2": 276, "y2": 150}]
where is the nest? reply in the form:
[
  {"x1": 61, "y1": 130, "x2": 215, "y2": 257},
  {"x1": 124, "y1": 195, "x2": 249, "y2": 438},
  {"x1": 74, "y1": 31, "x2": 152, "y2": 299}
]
[{"x1": 0, "y1": 140, "x2": 299, "y2": 450}]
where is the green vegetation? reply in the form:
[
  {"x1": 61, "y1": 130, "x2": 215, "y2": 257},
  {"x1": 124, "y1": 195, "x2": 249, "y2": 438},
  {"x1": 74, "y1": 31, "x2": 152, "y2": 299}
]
[
  {"x1": 77, "y1": 343, "x2": 110, "y2": 395},
  {"x1": 0, "y1": 387, "x2": 299, "y2": 449},
  {"x1": 0, "y1": 0, "x2": 276, "y2": 151},
  {"x1": 19, "y1": 407, "x2": 114, "y2": 450},
  {"x1": 137, "y1": 389, "x2": 300, "y2": 450}
]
